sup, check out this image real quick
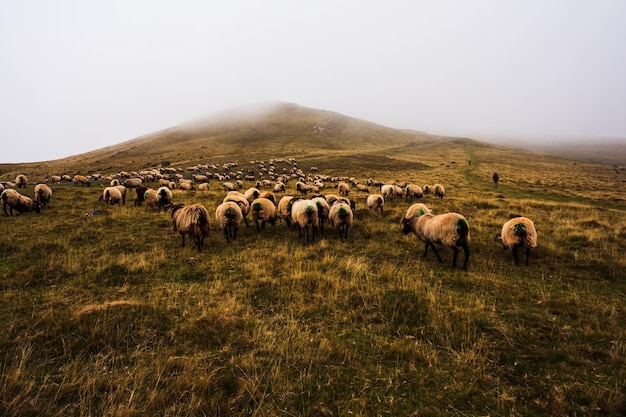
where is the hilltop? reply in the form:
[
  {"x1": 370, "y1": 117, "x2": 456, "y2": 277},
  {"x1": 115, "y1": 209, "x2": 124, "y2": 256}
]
[{"x1": 0, "y1": 103, "x2": 449, "y2": 181}]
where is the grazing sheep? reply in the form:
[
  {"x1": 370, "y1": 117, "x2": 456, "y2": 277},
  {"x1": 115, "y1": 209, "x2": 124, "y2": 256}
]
[
  {"x1": 366, "y1": 194, "x2": 384, "y2": 215},
  {"x1": 15, "y1": 174, "x2": 28, "y2": 188},
  {"x1": 223, "y1": 192, "x2": 251, "y2": 227},
  {"x1": 311, "y1": 196, "x2": 330, "y2": 232},
  {"x1": 274, "y1": 181, "x2": 286, "y2": 193},
  {"x1": 338, "y1": 182, "x2": 350, "y2": 197},
  {"x1": 259, "y1": 190, "x2": 276, "y2": 205},
  {"x1": 123, "y1": 178, "x2": 143, "y2": 188},
  {"x1": 423, "y1": 185, "x2": 431, "y2": 195},
  {"x1": 34, "y1": 183, "x2": 53, "y2": 208},
  {"x1": 134, "y1": 186, "x2": 148, "y2": 206},
  {"x1": 356, "y1": 184, "x2": 370, "y2": 193},
  {"x1": 244, "y1": 187, "x2": 261, "y2": 204},
  {"x1": 73, "y1": 175, "x2": 90, "y2": 187},
  {"x1": 110, "y1": 179, "x2": 121, "y2": 186},
  {"x1": 50, "y1": 175, "x2": 62, "y2": 184},
  {"x1": 99, "y1": 186, "x2": 123, "y2": 205},
  {"x1": 114, "y1": 185, "x2": 127, "y2": 204},
  {"x1": 295, "y1": 181, "x2": 309, "y2": 195},
  {"x1": 404, "y1": 203, "x2": 431, "y2": 220},
  {"x1": 179, "y1": 181, "x2": 196, "y2": 191},
  {"x1": 156, "y1": 186, "x2": 173, "y2": 211},
  {"x1": 495, "y1": 217, "x2": 537, "y2": 266},
  {"x1": 381, "y1": 184, "x2": 396, "y2": 200},
  {"x1": 402, "y1": 211, "x2": 470, "y2": 270},
  {"x1": 223, "y1": 182, "x2": 236, "y2": 192},
  {"x1": 291, "y1": 199, "x2": 318, "y2": 242},
  {"x1": 405, "y1": 184, "x2": 424, "y2": 201},
  {"x1": 171, "y1": 203, "x2": 211, "y2": 252},
  {"x1": 277, "y1": 195, "x2": 295, "y2": 229},
  {"x1": 143, "y1": 188, "x2": 158, "y2": 208},
  {"x1": 328, "y1": 199, "x2": 353, "y2": 242},
  {"x1": 2, "y1": 189, "x2": 41, "y2": 216},
  {"x1": 198, "y1": 183, "x2": 210, "y2": 191},
  {"x1": 215, "y1": 201, "x2": 243, "y2": 243},
  {"x1": 251, "y1": 197, "x2": 277, "y2": 232},
  {"x1": 433, "y1": 184, "x2": 445, "y2": 199}
]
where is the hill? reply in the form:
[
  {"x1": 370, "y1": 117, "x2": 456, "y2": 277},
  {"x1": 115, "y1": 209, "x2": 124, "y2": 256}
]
[{"x1": 0, "y1": 103, "x2": 447, "y2": 181}]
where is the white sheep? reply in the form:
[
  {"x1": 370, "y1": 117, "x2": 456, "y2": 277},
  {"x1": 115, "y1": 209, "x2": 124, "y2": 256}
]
[
  {"x1": 274, "y1": 181, "x2": 286, "y2": 193},
  {"x1": 99, "y1": 186, "x2": 123, "y2": 205},
  {"x1": 338, "y1": 182, "x2": 350, "y2": 196},
  {"x1": 110, "y1": 179, "x2": 121, "y2": 186},
  {"x1": 114, "y1": 185, "x2": 127, "y2": 205},
  {"x1": 243, "y1": 187, "x2": 261, "y2": 203},
  {"x1": 1, "y1": 189, "x2": 41, "y2": 216},
  {"x1": 171, "y1": 203, "x2": 211, "y2": 252},
  {"x1": 73, "y1": 175, "x2": 90, "y2": 187},
  {"x1": 156, "y1": 186, "x2": 173, "y2": 211},
  {"x1": 223, "y1": 191, "x2": 251, "y2": 227},
  {"x1": 328, "y1": 199, "x2": 354, "y2": 242},
  {"x1": 215, "y1": 201, "x2": 243, "y2": 243},
  {"x1": 381, "y1": 184, "x2": 396, "y2": 200},
  {"x1": 311, "y1": 196, "x2": 330, "y2": 232},
  {"x1": 402, "y1": 210, "x2": 470, "y2": 270},
  {"x1": 251, "y1": 197, "x2": 277, "y2": 232},
  {"x1": 290, "y1": 199, "x2": 319, "y2": 242},
  {"x1": 143, "y1": 188, "x2": 158, "y2": 208},
  {"x1": 198, "y1": 183, "x2": 210, "y2": 191},
  {"x1": 366, "y1": 194, "x2": 384, "y2": 215},
  {"x1": 405, "y1": 184, "x2": 423, "y2": 201},
  {"x1": 16, "y1": 174, "x2": 28, "y2": 188},
  {"x1": 277, "y1": 195, "x2": 295, "y2": 229},
  {"x1": 178, "y1": 182, "x2": 195, "y2": 191},
  {"x1": 433, "y1": 184, "x2": 445, "y2": 199},
  {"x1": 495, "y1": 217, "x2": 538, "y2": 266},
  {"x1": 34, "y1": 183, "x2": 53, "y2": 208}
]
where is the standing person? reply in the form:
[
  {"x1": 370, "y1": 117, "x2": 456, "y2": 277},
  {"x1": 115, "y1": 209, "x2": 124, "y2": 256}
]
[{"x1": 493, "y1": 172, "x2": 500, "y2": 187}]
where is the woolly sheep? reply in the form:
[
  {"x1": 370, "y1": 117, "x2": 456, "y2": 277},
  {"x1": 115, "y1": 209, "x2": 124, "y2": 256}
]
[
  {"x1": 198, "y1": 183, "x2": 210, "y2": 191},
  {"x1": 123, "y1": 178, "x2": 143, "y2": 188},
  {"x1": 50, "y1": 175, "x2": 62, "y2": 183},
  {"x1": 215, "y1": 201, "x2": 243, "y2": 243},
  {"x1": 223, "y1": 182, "x2": 235, "y2": 191},
  {"x1": 110, "y1": 179, "x2": 120, "y2": 186},
  {"x1": 251, "y1": 197, "x2": 277, "y2": 232},
  {"x1": 171, "y1": 203, "x2": 211, "y2": 252},
  {"x1": 134, "y1": 186, "x2": 148, "y2": 206},
  {"x1": 274, "y1": 181, "x2": 286, "y2": 193},
  {"x1": 277, "y1": 195, "x2": 295, "y2": 229},
  {"x1": 381, "y1": 184, "x2": 396, "y2": 200},
  {"x1": 311, "y1": 196, "x2": 330, "y2": 232},
  {"x1": 495, "y1": 217, "x2": 537, "y2": 266},
  {"x1": 405, "y1": 184, "x2": 423, "y2": 201},
  {"x1": 34, "y1": 183, "x2": 53, "y2": 208},
  {"x1": 179, "y1": 182, "x2": 195, "y2": 191},
  {"x1": 73, "y1": 175, "x2": 90, "y2": 187},
  {"x1": 433, "y1": 184, "x2": 445, "y2": 199},
  {"x1": 328, "y1": 198, "x2": 354, "y2": 242},
  {"x1": 99, "y1": 186, "x2": 123, "y2": 205},
  {"x1": 366, "y1": 194, "x2": 384, "y2": 215},
  {"x1": 15, "y1": 174, "x2": 28, "y2": 188},
  {"x1": 156, "y1": 186, "x2": 173, "y2": 211},
  {"x1": 223, "y1": 192, "x2": 251, "y2": 227},
  {"x1": 143, "y1": 188, "x2": 158, "y2": 208},
  {"x1": 356, "y1": 184, "x2": 370, "y2": 193},
  {"x1": 404, "y1": 203, "x2": 431, "y2": 220},
  {"x1": 338, "y1": 182, "x2": 350, "y2": 196},
  {"x1": 244, "y1": 187, "x2": 261, "y2": 203},
  {"x1": 402, "y1": 210, "x2": 470, "y2": 270},
  {"x1": 114, "y1": 185, "x2": 127, "y2": 205},
  {"x1": 2, "y1": 189, "x2": 41, "y2": 216},
  {"x1": 290, "y1": 199, "x2": 318, "y2": 242},
  {"x1": 295, "y1": 181, "x2": 309, "y2": 195}
]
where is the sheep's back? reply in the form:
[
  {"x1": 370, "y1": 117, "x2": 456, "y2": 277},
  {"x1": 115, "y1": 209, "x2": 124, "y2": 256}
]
[{"x1": 501, "y1": 217, "x2": 537, "y2": 248}]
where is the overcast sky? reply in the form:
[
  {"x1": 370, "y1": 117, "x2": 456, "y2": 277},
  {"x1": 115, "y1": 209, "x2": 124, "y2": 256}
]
[{"x1": 1, "y1": 1, "x2": 625, "y2": 163}]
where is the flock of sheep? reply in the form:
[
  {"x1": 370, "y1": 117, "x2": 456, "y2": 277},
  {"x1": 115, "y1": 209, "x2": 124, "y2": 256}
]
[{"x1": 1, "y1": 160, "x2": 538, "y2": 269}]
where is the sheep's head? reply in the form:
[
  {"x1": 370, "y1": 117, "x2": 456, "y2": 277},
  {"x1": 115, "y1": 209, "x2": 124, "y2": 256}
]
[{"x1": 400, "y1": 217, "x2": 412, "y2": 235}]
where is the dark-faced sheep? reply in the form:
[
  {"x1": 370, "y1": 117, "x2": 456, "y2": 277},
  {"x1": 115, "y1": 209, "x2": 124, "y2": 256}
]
[
  {"x1": 291, "y1": 199, "x2": 318, "y2": 242},
  {"x1": 134, "y1": 186, "x2": 148, "y2": 206},
  {"x1": 366, "y1": 194, "x2": 384, "y2": 215},
  {"x1": 328, "y1": 199, "x2": 353, "y2": 242},
  {"x1": 495, "y1": 216, "x2": 537, "y2": 266},
  {"x1": 156, "y1": 186, "x2": 173, "y2": 212},
  {"x1": 34, "y1": 183, "x2": 52, "y2": 208},
  {"x1": 16, "y1": 174, "x2": 28, "y2": 188},
  {"x1": 251, "y1": 197, "x2": 277, "y2": 232},
  {"x1": 402, "y1": 211, "x2": 470, "y2": 270},
  {"x1": 2, "y1": 189, "x2": 41, "y2": 216},
  {"x1": 171, "y1": 203, "x2": 211, "y2": 252},
  {"x1": 73, "y1": 175, "x2": 90, "y2": 187},
  {"x1": 215, "y1": 201, "x2": 243, "y2": 243}
]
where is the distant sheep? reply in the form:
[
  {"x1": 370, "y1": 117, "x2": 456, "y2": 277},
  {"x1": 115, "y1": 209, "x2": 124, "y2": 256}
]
[
  {"x1": 274, "y1": 181, "x2": 286, "y2": 193},
  {"x1": 178, "y1": 181, "x2": 195, "y2": 191},
  {"x1": 291, "y1": 199, "x2": 318, "y2": 242},
  {"x1": 223, "y1": 191, "x2": 251, "y2": 227},
  {"x1": 134, "y1": 186, "x2": 148, "y2": 207},
  {"x1": 277, "y1": 195, "x2": 295, "y2": 229},
  {"x1": 433, "y1": 184, "x2": 445, "y2": 199},
  {"x1": 50, "y1": 175, "x2": 62, "y2": 184},
  {"x1": 495, "y1": 217, "x2": 537, "y2": 266},
  {"x1": 312, "y1": 196, "x2": 330, "y2": 232},
  {"x1": 15, "y1": 174, "x2": 28, "y2": 188},
  {"x1": 171, "y1": 203, "x2": 211, "y2": 252},
  {"x1": 143, "y1": 188, "x2": 158, "y2": 208},
  {"x1": 34, "y1": 183, "x2": 53, "y2": 208},
  {"x1": 402, "y1": 210, "x2": 470, "y2": 270},
  {"x1": 223, "y1": 182, "x2": 236, "y2": 192},
  {"x1": 366, "y1": 194, "x2": 384, "y2": 215},
  {"x1": 215, "y1": 201, "x2": 243, "y2": 243},
  {"x1": 114, "y1": 185, "x2": 127, "y2": 204},
  {"x1": 123, "y1": 178, "x2": 143, "y2": 188},
  {"x1": 198, "y1": 183, "x2": 210, "y2": 191},
  {"x1": 251, "y1": 197, "x2": 277, "y2": 232},
  {"x1": 99, "y1": 186, "x2": 123, "y2": 205},
  {"x1": 2, "y1": 189, "x2": 41, "y2": 216},
  {"x1": 405, "y1": 184, "x2": 423, "y2": 201},
  {"x1": 73, "y1": 175, "x2": 90, "y2": 187},
  {"x1": 156, "y1": 186, "x2": 173, "y2": 211},
  {"x1": 381, "y1": 184, "x2": 396, "y2": 200},
  {"x1": 328, "y1": 199, "x2": 354, "y2": 242},
  {"x1": 338, "y1": 182, "x2": 350, "y2": 197}
]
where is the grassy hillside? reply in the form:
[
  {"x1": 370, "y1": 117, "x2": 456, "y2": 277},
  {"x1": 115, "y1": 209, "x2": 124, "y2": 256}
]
[{"x1": 1, "y1": 106, "x2": 625, "y2": 416}]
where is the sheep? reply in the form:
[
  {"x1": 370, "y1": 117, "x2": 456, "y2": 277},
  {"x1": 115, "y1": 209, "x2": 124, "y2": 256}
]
[
  {"x1": 338, "y1": 182, "x2": 350, "y2": 196},
  {"x1": 311, "y1": 196, "x2": 330, "y2": 232},
  {"x1": 143, "y1": 188, "x2": 158, "y2": 208},
  {"x1": 15, "y1": 174, "x2": 28, "y2": 188},
  {"x1": 405, "y1": 184, "x2": 423, "y2": 201},
  {"x1": 198, "y1": 183, "x2": 210, "y2": 191},
  {"x1": 156, "y1": 186, "x2": 173, "y2": 211},
  {"x1": 215, "y1": 201, "x2": 243, "y2": 243},
  {"x1": 34, "y1": 183, "x2": 53, "y2": 208},
  {"x1": 381, "y1": 184, "x2": 396, "y2": 200},
  {"x1": 110, "y1": 179, "x2": 121, "y2": 186},
  {"x1": 495, "y1": 217, "x2": 537, "y2": 266},
  {"x1": 2, "y1": 189, "x2": 41, "y2": 216},
  {"x1": 295, "y1": 181, "x2": 309, "y2": 195},
  {"x1": 123, "y1": 178, "x2": 143, "y2": 188},
  {"x1": 251, "y1": 197, "x2": 277, "y2": 232},
  {"x1": 356, "y1": 184, "x2": 370, "y2": 193},
  {"x1": 223, "y1": 191, "x2": 251, "y2": 227},
  {"x1": 423, "y1": 185, "x2": 431, "y2": 195},
  {"x1": 290, "y1": 199, "x2": 318, "y2": 242},
  {"x1": 259, "y1": 190, "x2": 276, "y2": 205},
  {"x1": 366, "y1": 194, "x2": 384, "y2": 215},
  {"x1": 114, "y1": 185, "x2": 127, "y2": 204},
  {"x1": 277, "y1": 195, "x2": 295, "y2": 229},
  {"x1": 223, "y1": 182, "x2": 236, "y2": 191},
  {"x1": 73, "y1": 175, "x2": 90, "y2": 187},
  {"x1": 328, "y1": 199, "x2": 353, "y2": 242},
  {"x1": 401, "y1": 211, "x2": 470, "y2": 270},
  {"x1": 179, "y1": 181, "x2": 196, "y2": 191},
  {"x1": 50, "y1": 175, "x2": 62, "y2": 184},
  {"x1": 170, "y1": 203, "x2": 211, "y2": 252},
  {"x1": 493, "y1": 172, "x2": 500, "y2": 187},
  {"x1": 274, "y1": 181, "x2": 286, "y2": 193},
  {"x1": 433, "y1": 184, "x2": 445, "y2": 199},
  {"x1": 99, "y1": 186, "x2": 123, "y2": 205},
  {"x1": 134, "y1": 186, "x2": 148, "y2": 206}
]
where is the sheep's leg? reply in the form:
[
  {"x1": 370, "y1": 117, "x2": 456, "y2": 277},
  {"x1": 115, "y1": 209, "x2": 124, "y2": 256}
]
[
  {"x1": 311, "y1": 225, "x2": 316, "y2": 242},
  {"x1": 461, "y1": 244, "x2": 470, "y2": 270},
  {"x1": 243, "y1": 215, "x2": 250, "y2": 228},
  {"x1": 255, "y1": 220, "x2": 261, "y2": 233},
  {"x1": 224, "y1": 228, "x2": 230, "y2": 243},
  {"x1": 180, "y1": 233, "x2": 186, "y2": 248},
  {"x1": 429, "y1": 244, "x2": 443, "y2": 263},
  {"x1": 452, "y1": 247, "x2": 459, "y2": 268},
  {"x1": 512, "y1": 246, "x2": 520, "y2": 265},
  {"x1": 525, "y1": 247, "x2": 530, "y2": 266}
]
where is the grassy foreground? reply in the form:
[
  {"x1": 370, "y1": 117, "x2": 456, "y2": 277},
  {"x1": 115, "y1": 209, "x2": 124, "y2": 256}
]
[{"x1": 1, "y1": 141, "x2": 625, "y2": 416}]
